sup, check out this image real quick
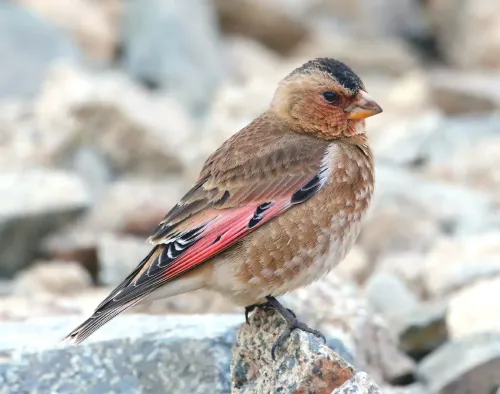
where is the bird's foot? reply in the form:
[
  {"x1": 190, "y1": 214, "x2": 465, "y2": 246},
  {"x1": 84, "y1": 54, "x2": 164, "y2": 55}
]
[{"x1": 264, "y1": 296, "x2": 326, "y2": 360}]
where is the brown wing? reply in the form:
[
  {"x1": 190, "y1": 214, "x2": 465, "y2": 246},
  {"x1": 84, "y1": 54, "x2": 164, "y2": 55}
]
[{"x1": 148, "y1": 113, "x2": 330, "y2": 244}]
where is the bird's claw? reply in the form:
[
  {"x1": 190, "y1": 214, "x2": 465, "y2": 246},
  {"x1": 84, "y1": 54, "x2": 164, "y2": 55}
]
[{"x1": 271, "y1": 319, "x2": 326, "y2": 360}]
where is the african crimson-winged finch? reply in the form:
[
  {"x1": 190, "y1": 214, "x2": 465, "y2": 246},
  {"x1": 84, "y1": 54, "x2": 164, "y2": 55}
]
[{"x1": 64, "y1": 58, "x2": 383, "y2": 357}]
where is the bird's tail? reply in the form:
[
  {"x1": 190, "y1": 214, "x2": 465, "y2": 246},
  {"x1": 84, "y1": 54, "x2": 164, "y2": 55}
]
[{"x1": 61, "y1": 296, "x2": 146, "y2": 345}]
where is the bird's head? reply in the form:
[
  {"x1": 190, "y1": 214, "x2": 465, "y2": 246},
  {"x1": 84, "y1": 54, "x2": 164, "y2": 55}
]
[{"x1": 271, "y1": 58, "x2": 383, "y2": 139}]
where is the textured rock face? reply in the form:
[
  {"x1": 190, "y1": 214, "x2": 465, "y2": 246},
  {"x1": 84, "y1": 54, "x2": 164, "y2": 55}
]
[
  {"x1": 0, "y1": 314, "x2": 241, "y2": 394},
  {"x1": 232, "y1": 308, "x2": 382, "y2": 393},
  {"x1": 0, "y1": 170, "x2": 90, "y2": 277},
  {"x1": 281, "y1": 274, "x2": 415, "y2": 385},
  {"x1": 0, "y1": 2, "x2": 80, "y2": 99},
  {"x1": 122, "y1": 0, "x2": 224, "y2": 112},
  {"x1": 417, "y1": 332, "x2": 500, "y2": 394}
]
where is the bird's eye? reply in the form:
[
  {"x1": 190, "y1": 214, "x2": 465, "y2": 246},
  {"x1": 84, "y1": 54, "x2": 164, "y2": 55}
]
[{"x1": 323, "y1": 91, "x2": 340, "y2": 104}]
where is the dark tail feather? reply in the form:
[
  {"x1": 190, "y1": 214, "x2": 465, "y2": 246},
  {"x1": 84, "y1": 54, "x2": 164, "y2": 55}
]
[{"x1": 61, "y1": 297, "x2": 146, "y2": 345}]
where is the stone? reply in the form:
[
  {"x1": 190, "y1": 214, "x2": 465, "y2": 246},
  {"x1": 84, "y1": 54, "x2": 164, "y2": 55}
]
[
  {"x1": 17, "y1": 0, "x2": 122, "y2": 63},
  {"x1": 397, "y1": 301, "x2": 448, "y2": 361},
  {"x1": 0, "y1": 314, "x2": 242, "y2": 394},
  {"x1": 232, "y1": 308, "x2": 381, "y2": 393},
  {"x1": 12, "y1": 260, "x2": 92, "y2": 296},
  {"x1": 447, "y1": 277, "x2": 500, "y2": 340},
  {"x1": 336, "y1": 246, "x2": 372, "y2": 285},
  {"x1": 0, "y1": 170, "x2": 90, "y2": 277},
  {"x1": 365, "y1": 273, "x2": 420, "y2": 321},
  {"x1": 365, "y1": 273, "x2": 446, "y2": 362},
  {"x1": 215, "y1": 0, "x2": 309, "y2": 55},
  {"x1": 429, "y1": 70, "x2": 500, "y2": 115},
  {"x1": 122, "y1": 0, "x2": 224, "y2": 112},
  {"x1": 417, "y1": 332, "x2": 500, "y2": 394},
  {"x1": 358, "y1": 166, "x2": 499, "y2": 261},
  {"x1": 423, "y1": 232, "x2": 500, "y2": 298},
  {"x1": 426, "y1": 134, "x2": 500, "y2": 197},
  {"x1": 0, "y1": 2, "x2": 80, "y2": 99},
  {"x1": 376, "y1": 253, "x2": 427, "y2": 299},
  {"x1": 96, "y1": 233, "x2": 151, "y2": 286},
  {"x1": 281, "y1": 274, "x2": 415, "y2": 384},
  {"x1": 296, "y1": 31, "x2": 421, "y2": 77},
  {"x1": 42, "y1": 230, "x2": 99, "y2": 281},
  {"x1": 424, "y1": 0, "x2": 500, "y2": 69},
  {"x1": 81, "y1": 177, "x2": 187, "y2": 237}
]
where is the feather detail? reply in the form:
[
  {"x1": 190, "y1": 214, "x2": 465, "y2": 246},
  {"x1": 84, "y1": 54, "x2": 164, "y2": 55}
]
[{"x1": 62, "y1": 114, "x2": 332, "y2": 344}]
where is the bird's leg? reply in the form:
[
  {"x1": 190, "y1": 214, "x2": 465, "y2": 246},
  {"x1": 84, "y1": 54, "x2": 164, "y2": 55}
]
[
  {"x1": 244, "y1": 304, "x2": 259, "y2": 324},
  {"x1": 264, "y1": 296, "x2": 326, "y2": 360}
]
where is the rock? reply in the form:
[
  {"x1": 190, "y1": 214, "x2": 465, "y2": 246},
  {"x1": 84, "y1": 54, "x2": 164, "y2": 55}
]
[
  {"x1": 447, "y1": 277, "x2": 500, "y2": 340},
  {"x1": 423, "y1": 233, "x2": 500, "y2": 298},
  {"x1": 0, "y1": 314, "x2": 241, "y2": 394},
  {"x1": 61, "y1": 102, "x2": 185, "y2": 181},
  {"x1": 365, "y1": 273, "x2": 446, "y2": 362},
  {"x1": 429, "y1": 70, "x2": 500, "y2": 115},
  {"x1": 17, "y1": 0, "x2": 122, "y2": 63},
  {"x1": 12, "y1": 260, "x2": 92, "y2": 296},
  {"x1": 0, "y1": 170, "x2": 90, "y2": 277},
  {"x1": 0, "y1": 287, "x2": 112, "y2": 321},
  {"x1": 232, "y1": 308, "x2": 381, "y2": 393},
  {"x1": 81, "y1": 177, "x2": 187, "y2": 237},
  {"x1": 376, "y1": 253, "x2": 427, "y2": 299},
  {"x1": 426, "y1": 134, "x2": 500, "y2": 197},
  {"x1": 42, "y1": 230, "x2": 99, "y2": 281},
  {"x1": 296, "y1": 31, "x2": 421, "y2": 77},
  {"x1": 417, "y1": 332, "x2": 500, "y2": 394},
  {"x1": 336, "y1": 246, "x2": 372, "y2": 284},
  {"x1": 96, "y1": 233, "x2": 151, "y2": 286},
  {"x1": 122, "y1": 0, "x2": 224, "y2": 112},
  {"x1": 373, "y1": 114, "x2": 500, "y2": 169},
  {"x1": 397, "y1": 301, "x2": 448, "y2": 361},
  {"x1": 381, "y1": 384, "x2": 428, "y2": 394},
  {"x1": 424, "y1": 0, "x2": 500, "y2": 69},
  {"x1": 365, "y1": 273, "x2": 420, "y2": 321},
  {"x1": 281, "y1": 274, "x2": 415, "y2": 384},
  {"x1": 215, "y1": 0, "x2": 309, "y2": 55},
  {"x1": 0, "y1": 2, "x2": 80, "y2": 99},
  {"x1": 359, "y1": 166, "x2": 499, "y2": 261}
]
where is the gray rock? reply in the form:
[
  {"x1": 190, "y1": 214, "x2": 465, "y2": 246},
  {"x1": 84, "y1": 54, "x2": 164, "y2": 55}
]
[
  {"x1": 429, "y1": 70, "x2": 500, "y2": 115},
  {"x1": 0, "y1": 314, "x2": 242, "y2": 394},
  {"x1": 417, "y1": 332, "x2": 500, "y2": 394},
  {"x1": 97, "y1": 233, "x2": 151, "y2": 286},
  {"x1": 232, "y1": 308, "x2": 381, "y2": 393},
  {"x1": 366, "y1": 273, "x2": 420, "y2": 320},
  {"x1": 215, "y1": 0, "x2": 309, "y2": 55},
  {"x1": 281, "y1": 274, "x2": 415, "y2": 384},
  {"x1": 368, "y1": 166, "x2": 499, "y2": 240},
  {"x1": 0, "y1": 2, "x2": 80, "y2": 99},
  {"x1": 397, "y1": 301, "x2": 448, "y2": 361},
  {"x1": 0, "y1": 170, "x2": 90, "y2": 277},
  {"x1": 122, "y1": 0, "x2": 224, "y2": 113},
  {"x1": 375, "y1": 115, "x2": 500, "y2": 169}
]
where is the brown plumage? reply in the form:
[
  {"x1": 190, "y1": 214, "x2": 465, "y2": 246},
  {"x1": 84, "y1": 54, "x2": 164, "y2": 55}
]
[{"x1": 63, "y1": 58, "x2": 382, "y2": 356}]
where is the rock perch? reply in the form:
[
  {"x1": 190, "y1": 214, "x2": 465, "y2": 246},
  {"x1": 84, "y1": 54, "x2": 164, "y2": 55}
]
[{"x1": 232, "y1": 308, "x2": 382, "y2": 393}]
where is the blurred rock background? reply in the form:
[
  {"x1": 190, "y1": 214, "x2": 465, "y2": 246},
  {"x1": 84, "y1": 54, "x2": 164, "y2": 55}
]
[{"x1": 1, "y1": 0, "x2": 500, "y2": 393}]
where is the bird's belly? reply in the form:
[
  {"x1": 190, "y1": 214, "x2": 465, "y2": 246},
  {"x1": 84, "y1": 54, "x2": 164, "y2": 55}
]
[{"x1": 209, "y1": 208, "x2": 364, "y2": 306}]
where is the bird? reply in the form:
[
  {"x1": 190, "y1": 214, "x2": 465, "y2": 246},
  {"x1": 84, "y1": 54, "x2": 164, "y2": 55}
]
[{"x1": 63, "y1": 57, "x2": 382, "y2": 358}]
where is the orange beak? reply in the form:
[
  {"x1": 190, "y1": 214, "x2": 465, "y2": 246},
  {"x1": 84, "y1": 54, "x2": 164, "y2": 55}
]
[{"x1": 345, "y1": 90, "x2": 383, "y2": 120}]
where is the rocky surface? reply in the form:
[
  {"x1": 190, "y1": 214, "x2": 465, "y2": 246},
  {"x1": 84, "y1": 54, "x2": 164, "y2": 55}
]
[
  {"x1": 0, "y1": 170, "x2": 90, "y2": 277},
  {"x1": 417, "y1": 333, "x2": 500, "y2": 394},
  {"x1": 232, "y1": 308, "x2": 381, "y2": 393},
  {"x1": 122, "y1": 0, "x2": 224, "y2": 112},
  {"x1": 0, "y1": 2, "x2": 80, "y2": 99},
  {"x1": 0, "y1": 314, "x2": 241, "y2": 394}
]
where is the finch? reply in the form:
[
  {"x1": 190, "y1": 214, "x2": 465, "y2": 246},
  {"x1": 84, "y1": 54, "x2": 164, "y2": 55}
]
[{"x1": 63, "y1": 58, "x2": 382, "y2": 358}]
